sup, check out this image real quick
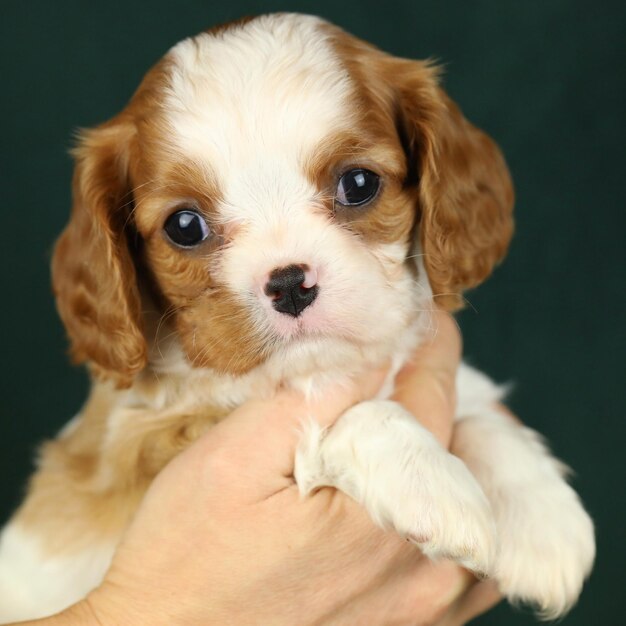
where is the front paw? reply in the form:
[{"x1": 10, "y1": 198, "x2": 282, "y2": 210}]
[
  {"x1": 295, "y1": 400, "x2": 498, "y2": 576},
  {"x1": 399, "y1": 451, "x2": 498, "y2": 576},
  {"x1": 494, "y1": 476, "x2": 595, "y2": 619},
  {"x1": 452, "y1": 410, "x2": 596, "y2": 619}
]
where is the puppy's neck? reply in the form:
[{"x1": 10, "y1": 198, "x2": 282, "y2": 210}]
[{"x1": 130, "y1": 324, "x2": 422, "y2": 414}]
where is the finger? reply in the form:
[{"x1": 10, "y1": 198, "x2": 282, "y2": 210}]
[
  {"x1": 193, "y1": 365, "x2": 389, "y2": 480},
  {"x1": 408, "y1": 559, "x2": 475, "y2": 612},
  {"x1": 323, "y1": 555, "x2": 474, "y2": 626},
  {"x1": 305, "y1": 363, "x2": 390, "y2": 428},
  {"x1": 438, "y1": 580, "x2": 502, "y2": 626},
  {"x1": 393, "y1": 310, "x2": 462, "y2": 446}
]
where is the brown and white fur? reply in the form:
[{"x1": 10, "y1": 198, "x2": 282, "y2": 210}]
[{"x1": 0, "y1": 14, "x2": 594, "y2": 622}]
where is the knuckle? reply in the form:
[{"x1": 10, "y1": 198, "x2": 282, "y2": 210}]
[
  {"x1": 198, "y1": 445, "x2": 238, "y2": 484},
  {"x1": 430, "y1": 367, "x2": 458, "y2": 415},
  {"x1": 437, "y1": 310, "x2": 463, "y2": 354}
]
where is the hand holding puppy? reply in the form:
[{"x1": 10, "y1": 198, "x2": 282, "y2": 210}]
[{"x1": 14, "y1": 312, "x2": 497, "y2": 626}]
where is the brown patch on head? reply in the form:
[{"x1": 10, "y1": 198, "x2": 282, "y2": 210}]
[
  {"x1": 305, "y1": 128, "x2": 417, "y2": 248},
  {"x1": 174, "y1": 287, "x2": 269, "y2": 374},
  {"x1": 50, "y1": 58, "x2": 181, "y2": 387},
  {"x1": 52, "y1": 118, "x2": 146, "y2": 387},
  {"x1": 127, "y1": 142, "x2": 269, "y2": 376},
  {"x1": 302, "y1": 50, "x2": 419, "y2": 251},
  {"x1": 122, "y1": 54, "x2": 276, "y2": 377},
  {"x1": 324, "y1": 24, "x2": 514, "y2": 310},
  {"x1": 53, "y1": 45, "x2": 274, "y2": 383}
]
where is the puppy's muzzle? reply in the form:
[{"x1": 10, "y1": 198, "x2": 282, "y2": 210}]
[{"x1": 264, "y1": 264, "x2": 318, "y2": 317}]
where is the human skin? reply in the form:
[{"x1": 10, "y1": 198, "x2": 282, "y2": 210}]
[{"x1": 13, "y1": 312, "x2": 501, "y2": 626}]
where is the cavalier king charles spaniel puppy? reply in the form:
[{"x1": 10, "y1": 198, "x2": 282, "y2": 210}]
[{"x1": 0, "y1": 13, "x2": 594, "y2": 622}]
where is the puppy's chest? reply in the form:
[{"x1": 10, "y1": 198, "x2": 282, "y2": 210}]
[
  {"x1": 92, "y1": 388, "x2": 234, "y2": 485},
  {"x1": 12, "y1": 382, "x2": 237, "y2": 561},
  {"x1": 24, "y1": 344, "x2": 405, "y2": 550}
]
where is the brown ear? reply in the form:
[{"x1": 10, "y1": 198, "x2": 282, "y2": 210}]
[
  {"x1": 52, "y1": 119, "x2": 146, "y2": 386},
  {"x1": 395, "y1": 62, "x2": 515, "y2": 310}
]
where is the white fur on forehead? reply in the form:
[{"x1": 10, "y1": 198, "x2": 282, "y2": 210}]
[
  {"x1": 164, "y1": 13, "x2": 353, "y2": 185},
  {"x1": 158, "y1": 14, "x2": 430, "y2": 384}
]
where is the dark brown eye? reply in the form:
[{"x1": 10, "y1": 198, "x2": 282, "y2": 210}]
[
  {"x1": 335, "y1": 169, "x2": 380, "y2": 207},
  {"x1": 164, "y1": 210, "x2": 210, "y2": 247}
]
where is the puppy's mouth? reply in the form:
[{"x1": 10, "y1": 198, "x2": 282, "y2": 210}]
[
  {"x1": 264, "y1": 296, "x2": 373, "y2": 348},
  {"x1": 266, "y1": 300, "x2": 326, "y2": 340}
]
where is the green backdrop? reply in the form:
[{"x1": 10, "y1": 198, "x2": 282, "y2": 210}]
[{"x1": 1, "y1": 1, "x2": 624, "y2": 624}]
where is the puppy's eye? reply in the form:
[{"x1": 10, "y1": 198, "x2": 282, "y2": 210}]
[
  {"x1": 164, "y1": 210, "x2": 210, "y2": 247},
  {"x1": 335, "y1": 169, "x2": 380, "y2": 207}
]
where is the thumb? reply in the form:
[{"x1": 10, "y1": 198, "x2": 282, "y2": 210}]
[
  {"x1": 393, "y1": 310, "x2": 461, "y2": 447},
  {"x1": 189, "y1": 366, "x2": 388, "y2": 491}
]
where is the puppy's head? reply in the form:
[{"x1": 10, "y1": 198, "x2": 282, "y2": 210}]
[{"x1": 52, "y1": 14, "x2": 513, "y2": 387}]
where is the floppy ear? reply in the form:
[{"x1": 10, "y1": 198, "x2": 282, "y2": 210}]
[
  {"x1": 395, "y1": 61, "x2": 515, "y2": 310},
  {"x1": 52, "y1": 119, "x2": 146, "y2": 386}
]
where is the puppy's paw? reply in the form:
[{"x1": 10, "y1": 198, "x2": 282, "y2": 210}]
[
  {"x1": 400, "y1": 451, "x2": 497, "y2": 576},
  {"x1": 494, "y1": 476, "x2": 595, "y2": 619},
  {"x1": 453, "y1": 410, "x2": 596, "y2": 618},
  {"x1": 295, "y1": 400, "x2": 497, "y2": 576}
]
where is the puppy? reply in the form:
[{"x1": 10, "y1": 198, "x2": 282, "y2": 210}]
[{"x1": 0, "y1": 13, "x2": 594, "y2": 622}]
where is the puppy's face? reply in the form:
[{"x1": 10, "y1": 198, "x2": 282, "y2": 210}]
[{"x1": 52, "y1": 14, "x2": 514, "y2": 386}]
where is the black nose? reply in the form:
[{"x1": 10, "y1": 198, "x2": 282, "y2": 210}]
[{"x1": 264, "y1": 265, "x2": 318, "y2": 317}]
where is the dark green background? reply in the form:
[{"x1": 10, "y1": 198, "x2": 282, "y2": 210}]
[{"x1": 1, "y1": 1, "x2": 624, "y2": 623}]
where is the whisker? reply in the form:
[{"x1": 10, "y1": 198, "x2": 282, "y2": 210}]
[{"x1": 430, "y1": 291, "x2": 477, "y2": 314}]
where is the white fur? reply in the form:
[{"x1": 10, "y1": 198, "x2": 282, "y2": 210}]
[
  {"x1": 295, "y1": 399, "x2": 497, "y2": 575},
  {"x1": 294, "y1": 363, "x2": 595, "y2": 618},
  {"x1": 167, "y1": 14, "x2": 353, "y2": 185},
  {"x1": 0, "y1": 524, "x2": 115, "y2": 621},
  {"x1": 452, "y1": 366, "x2": 595, "y2": 619}
]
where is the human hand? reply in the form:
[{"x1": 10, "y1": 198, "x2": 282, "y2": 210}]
[{"x1": 35, "y1": 312, "x2": 500, "y2": 626}]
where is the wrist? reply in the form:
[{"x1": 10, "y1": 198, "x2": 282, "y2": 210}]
[
  {"x1": 79, "y1": 579, "x2": 204, "y2": 626},
  {"x1": 77, "y1": 582, "x2": 158, "y2": 626},
  {"x1": 31, "y1": 599, "x2": 104, "y2": 626}
]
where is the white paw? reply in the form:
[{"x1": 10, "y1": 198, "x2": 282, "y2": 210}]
[
  {"x1": 392, "y1": 450, "x2": 498, "y2": 576},
  {"x1": 451, "y1": 366, "x2": 596, "y2": 617},
  {"x1": 453, "y1": 412, "x2": 596, "y2": 618},
  {"x1": 494, "y1": 474, "x2": 595, "y2": 619},
  {"x1": 295, "y1": 400, "x2": 498, "y2": 575}
]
